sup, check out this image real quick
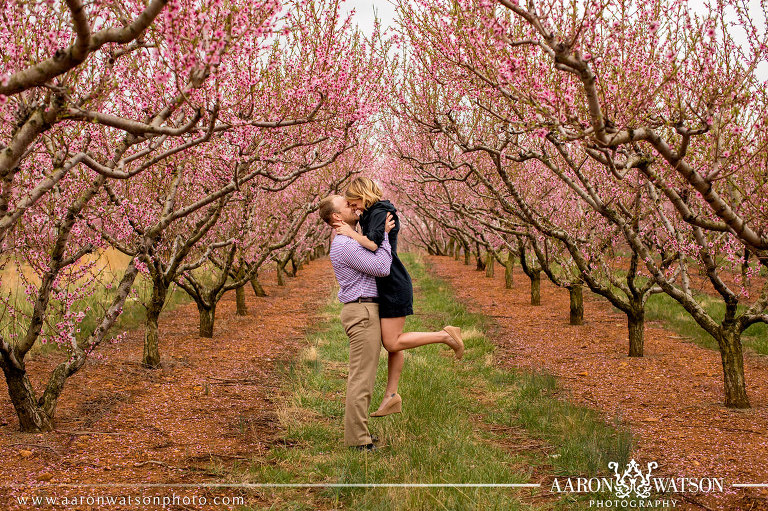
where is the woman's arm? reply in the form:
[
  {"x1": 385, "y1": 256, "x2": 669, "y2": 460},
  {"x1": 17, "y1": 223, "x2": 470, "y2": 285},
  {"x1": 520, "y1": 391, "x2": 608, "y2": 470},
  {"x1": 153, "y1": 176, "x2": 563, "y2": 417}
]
[{"x1": 334, "y1": 222, "x2": 379, "y2": 251}]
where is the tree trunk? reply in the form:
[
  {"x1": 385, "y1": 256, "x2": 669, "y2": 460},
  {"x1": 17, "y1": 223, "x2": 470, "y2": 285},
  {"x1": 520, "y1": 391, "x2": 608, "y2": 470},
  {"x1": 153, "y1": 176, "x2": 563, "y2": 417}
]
[
  {"x1": 250, "y1": 275, "x2": 267, "y2": 297},
  {"x1": 476, "y1": 254, "x2": 486, "y2": 271},
  {"x1": 569, "y1": 285, "x2": 584, "y2": 325},
  {"x1": 530, "y1": 270, "x2": 541, "y2": 306},
  {"x1": 143, "y1": 307, "x2": 162, "y2": 368},
  {"x1": 3, "y1": 259, "x2": 139, "y2": 431},
  {"x1": 485, "y1": 252, "x2": 495, "y2": 278},
  {"x1": 463, "y1": 245, "x2": 471, "y2": 265},
  {"x1": 1, "y1": 365, "x2": 54, "y2": 432},
  {"x1": 627, "y1": 309, "x2": 644, "y2": 357},
  {"x1": 235, "y1": 284, "x2": 248, "y2": 316},
  {"x1": 142, "y1": 281, "x2": 168, "y2": 368},
  {"x1": 276, "y1": 263, "x2": 286, "y2": 286},
  {"x1": 198, "y1": 304, "x2": 216, "y2": 338},
  {"x1": 504, "y1": 253, "x2": 514, "y2": 289},
  {"x1": 717, "y1": 327, "x2": 750, "y2": 408}
]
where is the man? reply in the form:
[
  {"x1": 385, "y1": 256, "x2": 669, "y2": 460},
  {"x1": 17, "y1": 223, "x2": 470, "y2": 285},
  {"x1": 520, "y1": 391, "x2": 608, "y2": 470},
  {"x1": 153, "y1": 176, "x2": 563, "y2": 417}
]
[{"x1": 318, "y1": 194, "x2": 395, "y2": 451}]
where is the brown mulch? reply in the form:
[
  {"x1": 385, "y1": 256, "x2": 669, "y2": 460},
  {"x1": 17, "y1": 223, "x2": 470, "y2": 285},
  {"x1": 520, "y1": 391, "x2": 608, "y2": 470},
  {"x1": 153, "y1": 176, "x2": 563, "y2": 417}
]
[
  {"x1": 0, "y1": 259, "x2": 335, "y2": 510},
  {"x1": 5, "y1": 252, "x2": 767, "y2": 510},
  {"x1": 427, "y1": 255, "x2": 768, "y2": 511}
]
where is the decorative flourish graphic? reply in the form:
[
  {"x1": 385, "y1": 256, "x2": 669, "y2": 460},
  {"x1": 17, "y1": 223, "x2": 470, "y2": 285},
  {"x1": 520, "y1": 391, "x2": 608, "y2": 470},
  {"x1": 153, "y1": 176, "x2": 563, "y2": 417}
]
[{"x1": 609, "y1": 459, "x2": 659, "y2": 499}]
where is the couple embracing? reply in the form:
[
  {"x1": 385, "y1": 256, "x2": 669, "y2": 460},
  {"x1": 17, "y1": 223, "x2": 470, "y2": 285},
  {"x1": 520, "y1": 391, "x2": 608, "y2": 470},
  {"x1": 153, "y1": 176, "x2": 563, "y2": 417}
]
[{"x1": 318, "y1": 177, "x2": 464, "y2": 451}]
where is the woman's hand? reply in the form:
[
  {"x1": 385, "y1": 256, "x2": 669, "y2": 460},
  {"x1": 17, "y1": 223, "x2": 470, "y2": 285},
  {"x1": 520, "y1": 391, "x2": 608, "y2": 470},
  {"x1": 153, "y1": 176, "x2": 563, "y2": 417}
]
[
  {"x1": 384, "y1": 212, "x2": 395, "y2": 233},
  {"x1": 333, "y1": 221, "x2": 357, "y2": 238}
]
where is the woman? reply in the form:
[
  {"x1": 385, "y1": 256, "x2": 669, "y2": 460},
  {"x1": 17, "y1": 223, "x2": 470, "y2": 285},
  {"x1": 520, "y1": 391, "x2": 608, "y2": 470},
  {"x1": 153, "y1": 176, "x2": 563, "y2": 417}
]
[{"x1": 333, "y1": 177, "x2": 464, "y2": 417}]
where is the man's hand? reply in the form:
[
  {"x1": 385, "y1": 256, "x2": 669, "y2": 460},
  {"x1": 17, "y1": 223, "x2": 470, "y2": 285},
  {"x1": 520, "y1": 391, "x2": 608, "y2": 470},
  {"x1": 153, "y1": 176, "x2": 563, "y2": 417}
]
[
  {"x1": 333, "y1": 221, "x2": 357, "y2": 238},
  {"x1": 384, "y1": 212, "x2": 395, "y2": 233}
]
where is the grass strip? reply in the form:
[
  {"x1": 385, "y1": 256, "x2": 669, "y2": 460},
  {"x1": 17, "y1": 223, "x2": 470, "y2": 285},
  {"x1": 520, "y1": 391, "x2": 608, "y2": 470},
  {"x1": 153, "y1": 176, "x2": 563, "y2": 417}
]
[
  {"x1": 237, "y1": 253, "x2": 632, "y2": 510},
  {"x1": 644, "y1": 292, "x2": 768, "y2": 355},
  {"x1": 525, "y1": 256, "x2": 767, "y2": 355},
  {"x1": 0, "y1": 273, "x2": 191, "y2": 357}
]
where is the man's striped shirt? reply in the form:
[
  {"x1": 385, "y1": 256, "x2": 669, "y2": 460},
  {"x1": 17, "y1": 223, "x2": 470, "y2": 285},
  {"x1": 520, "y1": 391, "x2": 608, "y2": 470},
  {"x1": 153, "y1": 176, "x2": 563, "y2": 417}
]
[{"x1": 329, "y1": 232, "x2": 392, "y2": 303}]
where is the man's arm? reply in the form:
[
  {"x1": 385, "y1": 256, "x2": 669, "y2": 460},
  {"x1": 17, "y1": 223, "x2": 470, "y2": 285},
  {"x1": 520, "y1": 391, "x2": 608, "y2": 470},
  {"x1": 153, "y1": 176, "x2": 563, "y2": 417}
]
[{"x1": 336, "y1": 234, "x2": 392, "y2": 277}]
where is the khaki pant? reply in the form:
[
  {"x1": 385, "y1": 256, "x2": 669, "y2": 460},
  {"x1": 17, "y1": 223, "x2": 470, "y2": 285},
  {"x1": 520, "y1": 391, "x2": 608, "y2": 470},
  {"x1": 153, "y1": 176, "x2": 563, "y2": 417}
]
[{"x1": 340, "y1": 302, "x2": 381, "y2": 446}]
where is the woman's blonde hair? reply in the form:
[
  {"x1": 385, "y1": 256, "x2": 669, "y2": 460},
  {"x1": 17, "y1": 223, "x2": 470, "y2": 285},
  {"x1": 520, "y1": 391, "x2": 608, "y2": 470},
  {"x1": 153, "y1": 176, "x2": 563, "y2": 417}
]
[{"x1": 345, "y1": 177, "x2": 382, "y2": 210}]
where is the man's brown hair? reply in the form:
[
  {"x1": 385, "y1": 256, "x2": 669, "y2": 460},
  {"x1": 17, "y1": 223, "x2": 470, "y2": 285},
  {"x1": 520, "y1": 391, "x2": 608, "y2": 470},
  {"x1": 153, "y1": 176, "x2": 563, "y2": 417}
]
[{"x1": 318, "y1": 195, "x2": 339, "y2": 226}]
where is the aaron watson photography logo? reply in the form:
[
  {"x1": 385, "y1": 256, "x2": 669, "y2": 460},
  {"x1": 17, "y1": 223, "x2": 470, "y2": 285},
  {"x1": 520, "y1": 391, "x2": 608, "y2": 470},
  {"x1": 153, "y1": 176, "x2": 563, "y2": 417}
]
[{"x1": 549, "y1": 459, "x2": 725, "y2": 508}]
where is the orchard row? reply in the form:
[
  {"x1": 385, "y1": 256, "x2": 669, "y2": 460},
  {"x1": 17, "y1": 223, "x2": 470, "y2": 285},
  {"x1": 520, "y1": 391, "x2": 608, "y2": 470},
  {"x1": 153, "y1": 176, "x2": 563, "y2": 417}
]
[
  {"x1": 378, "y1": 0, "x2": 767, "y2": 411},
  {"x1": 0, "y1": 0, "x2": 390, "y2": 432}
]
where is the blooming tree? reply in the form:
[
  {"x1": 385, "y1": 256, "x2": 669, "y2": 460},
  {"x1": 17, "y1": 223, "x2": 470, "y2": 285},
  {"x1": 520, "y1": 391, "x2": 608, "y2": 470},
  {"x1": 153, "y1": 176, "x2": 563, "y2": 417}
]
[{"x1": 389, "y1": 0, "x2": 768, "y2": 408}]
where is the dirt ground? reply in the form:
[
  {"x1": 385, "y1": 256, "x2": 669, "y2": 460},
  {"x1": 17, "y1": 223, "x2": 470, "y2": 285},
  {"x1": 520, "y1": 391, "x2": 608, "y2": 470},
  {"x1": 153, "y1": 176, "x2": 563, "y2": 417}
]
[
  {"x1": 4, "y1": 254, "x2": 767, "y2": 510},
  {"x1": 0, "y1": 260, "x2": 334, "y2": 510},
  {"x1": 427, "y1": 255, "x2": 768, "y2": 511}
]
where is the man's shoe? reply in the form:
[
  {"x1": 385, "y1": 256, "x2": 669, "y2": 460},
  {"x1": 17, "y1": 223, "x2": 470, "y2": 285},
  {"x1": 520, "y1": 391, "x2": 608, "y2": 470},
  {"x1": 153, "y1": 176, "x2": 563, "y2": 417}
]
[{"x1": 350, "y1": 443, "x2": 376, "y2": 451}]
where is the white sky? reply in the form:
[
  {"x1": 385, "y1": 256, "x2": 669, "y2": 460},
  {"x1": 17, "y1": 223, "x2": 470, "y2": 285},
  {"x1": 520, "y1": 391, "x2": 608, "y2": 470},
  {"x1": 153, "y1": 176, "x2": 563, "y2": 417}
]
[
  {"x1": 339, "y1": 0, "x2": 398, "y2": 36},
  {"x1": 339, "y1": 0, "x2": 766, "y2": 77}
]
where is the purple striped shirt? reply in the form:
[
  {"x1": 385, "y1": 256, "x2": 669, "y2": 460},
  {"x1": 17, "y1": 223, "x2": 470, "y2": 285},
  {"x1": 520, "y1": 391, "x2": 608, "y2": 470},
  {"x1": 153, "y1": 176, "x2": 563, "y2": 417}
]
[{"x1": 329, "y1": 232, "x2": 392, "y2": 303}]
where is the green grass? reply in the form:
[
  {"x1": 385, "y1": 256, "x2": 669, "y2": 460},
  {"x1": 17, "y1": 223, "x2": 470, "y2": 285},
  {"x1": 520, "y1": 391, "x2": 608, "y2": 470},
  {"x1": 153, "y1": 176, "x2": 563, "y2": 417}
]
[
  {"x1": 0, "y1": 275, "x2": 191, "y2": 357},
  {"x1": 230, "y1": 253, "x2": 632, "y2": 510},
  {"x1": 569, "y1": 262, "x2": 768, "y2": 356},
  {"x1": 644, "y1": 292, "x2": 768, "y2": 355},
  {"x1": 113, "y1": 279, "x2": 192, "y2": 332}
]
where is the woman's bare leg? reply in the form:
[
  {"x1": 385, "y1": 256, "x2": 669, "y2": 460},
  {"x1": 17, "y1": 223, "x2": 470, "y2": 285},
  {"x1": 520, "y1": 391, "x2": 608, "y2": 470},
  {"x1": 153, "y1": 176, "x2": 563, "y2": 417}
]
[
  {"x1": 381, "y1": 317, "x2": 452, "y2": 352},
  {"x1": 383, "y1": 351, "x2": 404, "y2": 399},
  {"x1": 374, "y1": 317, "x2": 455, "y2": 411},
  {"x1": 375, "y1": 317, "x2": 406, "y2": 410}
]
